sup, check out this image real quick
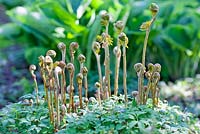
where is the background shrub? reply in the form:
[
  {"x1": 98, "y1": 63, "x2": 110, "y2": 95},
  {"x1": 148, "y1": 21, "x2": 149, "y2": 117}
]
[{"x1": 1, "y1": 0, "x2": 200, "y2": 81}]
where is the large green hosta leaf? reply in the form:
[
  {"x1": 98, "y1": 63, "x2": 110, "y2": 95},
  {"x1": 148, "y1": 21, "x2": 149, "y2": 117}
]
[
  {"x1": 25, "y1": 47, "x2": 48, "y2": 64},
  {"x1": 7, "y1": 6, "x2": 55, "y2": 44},
  {"x1": 162, "y1": 25, "x2": 192, "y2": 51}
]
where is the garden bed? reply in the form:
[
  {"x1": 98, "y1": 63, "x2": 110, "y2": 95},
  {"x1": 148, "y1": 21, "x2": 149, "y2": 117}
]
[{"x1": 0, "y1": 95, "x2": 199, "y2": 134}]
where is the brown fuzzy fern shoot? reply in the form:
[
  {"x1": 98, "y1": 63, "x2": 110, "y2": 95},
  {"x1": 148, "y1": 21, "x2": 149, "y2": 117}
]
[
  {"x1": 57, "y1": 42, "x2": 66, "y2": 62},
  {"x1": 29, "y1": 64, "x2": 39, "y2": 105},
  {"x1": 44, "y1": 55, "x2": 54, "y2": 123},
  {"x1": 100, "y1": 11, "x2": 112, "y2": 97},
  {"x1": 92, "y1": 42, "x2": 103, "y2": 97},
  {"x1": 66, "y1": 63, "x2": 75, "y2": 112},
  {"x1": 134, "y1": 3, "x2": 159, "y2": 105},
  {"x1": 140, "y1": 3, "x2": 159, "y2": 66},
  {"x1": 119, "y1": 32, "x2": 128, "y2": 104},
  {"x1": 54, "y1": 66, "x2": 62, "y2": 129},
  {"x1": 76, "y1": 73, "x2": 83, "y2": 108},
  {"x1": 81, "y1": 66, "x2": 88, "y2": 99},
  {"x1": 95, "y1": 82, "x2": 101, "y2": 106},
  {"x1": 38, "y1": 55, "x2": 48, "y2": 101},
  {"x1": 58, "y1": 61, "x2": 66, "y2": 106},
  {"x1": 57, "y1": 43, "x2": 67, "y2": 106},
  {"x1": 78, "y1": 54, "x2": 86, "y2": 72},
  {"x1": 70, "y1": 42, "x2": 79, "y2": 64},
  {"x1": 113, "y1": 46, "x2": 121, "y2": 96},
  {"x1": 113, "y1": 20, "x2": 124, "y2": 96}
]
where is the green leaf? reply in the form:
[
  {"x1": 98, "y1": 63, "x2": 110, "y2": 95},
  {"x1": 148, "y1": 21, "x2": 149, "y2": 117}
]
[
  {"x1": 129, "y1": 121, "x2": 137, "y2": 128},
  {"x1": 19, "y1": 118, "x2": 31, "y2": 126},
  {"x1": 7, "y1": 7, "x2": 55, "y2": 43},
  {"x1": 38, "y1": 123, "x2": 48, "y2": 128},
  {"x1": 2, "y1": 120, "x2": 9, "y2": 127},
  {"x1": 132, "y1": 99, "x2": 138, "y2": 107},
  {"x1": 25, "y1": 47, "x2": 48, "y2": 64},
  {"x1": 0, "y1": 23, "x2": 21, "y2": 38},
  {"x1": 163, "y1": 24, "x2": 192, "y2": 50},
  {"x1": 116, "y1": 123, "x2": 125, "y2": 130}
]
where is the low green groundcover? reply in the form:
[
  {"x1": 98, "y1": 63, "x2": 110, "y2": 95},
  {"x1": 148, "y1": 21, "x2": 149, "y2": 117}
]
[{"x1": 0, "y1": 94, "x2": 199, "y2": 134}]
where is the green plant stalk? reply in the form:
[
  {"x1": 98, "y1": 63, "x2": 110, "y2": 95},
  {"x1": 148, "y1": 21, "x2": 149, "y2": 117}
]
[
  {"x1": 46, "y1": 86, "x2": 53, "y2": 124},
  {"x1": 39, "y1": 59, "x2": 48, "y2": 102},
  {"x1": 80, "y1": 63, "x2": 83, "y2": 72},
  {"x1": 57, "y1": 44, "x2": 66, "y2": 106},
  {"x1": 105, "y1": 46, "x2": 111, "y2": 96},
  {"x1": 48, "y1": 63, "x2": 55, "y2": 124},
  {"x1": 69, "y1": 73, "x2": 75, "y2": 112},
  {"x1": 56, "y1": 93, "x2": 60, "y2": 129},
  {"x1": 29, "y1": 65, "x2": 39, "y2": 105},
  {"x1": 54, "y1": 69, "x2": 61, "y2": 129},
  {"x1": 43, "y1": 79, "x2": 53, "y2": 123},
  {"x1": 53, "y1": 87, "x2": 57, "y2": 129},
  {"x1": 122, "y1": 46, "x2": 128, "y2": 103},
  {"x1": 156, "y1": 88, "x2": 159, "y2": 106},
  {"x1": 153, "y1": 80, "x2": 159, "y2": 106},
  {"x1": 151, "y1": 82, "x2": 156, "y2": 106},
  {"x1": 70, "y1": 42, "x2": 79, "y2": 65},
  {"x1": 144, "y1": 82, "x2": 152, "y2": 104},
  {"x1": 114, "y1": 57, "x2": 120, "y2": 96},
  {"x1": 96, "y1": 55, "x2": 103, "y2": 97},
  {"x1": 141, "y1": 18, "x2": 156, "y2": 105},
  {"x1": 50, "y1": 88, "x2": 55, "y2": 126},
  {"x1": 142, "y1": 29, "x2": 150, "y2": 66},
  {"x1": 33, "y1": 77, "x2": 39, "y2": 105},
  {"x1": 49, "y1": 78, "x2": 55, "y2": 126},
  {"x1": 114, "y1": 46, "x2": 121, "y2": 96},
  {"x1": 97, "y1": 87, "x2": 101, "y2": 106},
  {"x1": 138, "y1": 71, "x2": 144, "y2": 105},
  {"x1": 78, "y1": 82, "x2": 83, "y2": 108},
  {"x1": 48, "y1": 98, "x2": 53, "y2": 123},
  {"x1": 58, "y1": 42, "x2": 66, "y2": 63},
  {"x1": 84, "y1": 76, "x2": 88, "y2": 99},
  {"x1": 41, "y1": 75, "x2": 47, "y2": 101},
  {"x1": 42, "y1": 62, "x2": 53, "y2": 122},
  {"x1": 60, "y1": 104, "x2": 66, "y2": 125},
  {"x1": 61, "y1": 50, "x2": 66, "y2": 62},
  {"x1": 42, "y1": 75, "x2": 49, "y2": 102},
  {"x1": 53, "y1": 88, "x2": 57, "y2": 113},
  {"x1": 61, "y1": 70, "x2": 66, "y2": 106},
  {"x1": 70, "y1": 53, "x2": 75, "y2": 64},
  {"x1": 104, "y1": 25, "x2": 111, "y2": 97},
  {"x1": 141, "y1": 75, "x2": 144, "y2": 105},
  {"x1": 104, "y1": 85, "x2": 109, "y2": 99},
  {"x1": 140, "y1": 28, "x2": 150, "y2": 105},
  {"x1": 95, "y1": 82, "x2": 101, "y2": 106},
  {"x1": 142, "y1": 17, "x2": 156, "y2": 66},
  {"x1": 71, "y1": 86, "x2": 75, "y2": 112}
]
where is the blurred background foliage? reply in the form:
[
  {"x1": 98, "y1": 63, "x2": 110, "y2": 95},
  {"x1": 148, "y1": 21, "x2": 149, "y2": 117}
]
[
  {"x1": 0, "y1": 0, "x2": 200, "y2": 115},
  {"x1": 0, "y1": 0, "x2": 200, "y2": 80}
]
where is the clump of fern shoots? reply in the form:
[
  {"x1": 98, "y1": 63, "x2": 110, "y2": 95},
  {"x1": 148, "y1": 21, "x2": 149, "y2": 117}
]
[
  {"x1": 92, "y1": 42, "x2": 103, "y2": 98},
  {"x1": 95, "y1": 82, "x2": 101, "y2": 106},
  {"x1": 66, "y1": 63, "x2": 75, "y2": 112},
  {"x1": 113, "y1": 20, "x2": 124, "y2": 96},
  {"x1": 100, "y1": 11, "x2": 113, "y2": 97},
  {"x1": 57, "y1": 43, "x2": 67, "y2": 106},
  {"x1": 76, "y1": 73, "x2": 83, "y2": 109},
  {"x1": 29, "y1": 64, "x2": 39, "y2": 105},
  {"x1": 81, "y1": 66, "x2": 88, "y2": 99},
  {"x1": 134, "y1": 3, "x2": 160, "y2": 105},
  {"x1": 28, "y1": 4, "x2": 163, "y2": 132},
  {"x1": 119, "y1": 32, "x2": 129, "y2": 104}
]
